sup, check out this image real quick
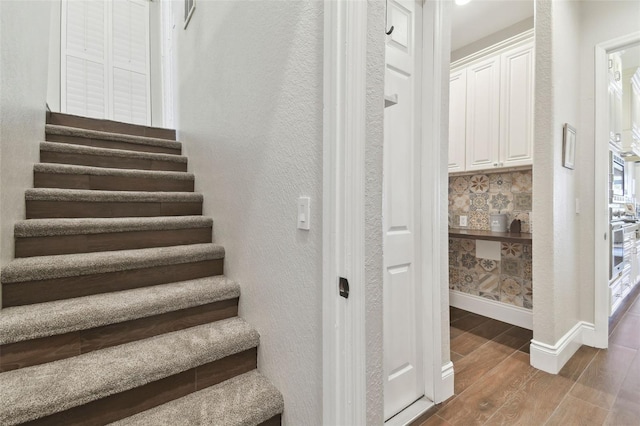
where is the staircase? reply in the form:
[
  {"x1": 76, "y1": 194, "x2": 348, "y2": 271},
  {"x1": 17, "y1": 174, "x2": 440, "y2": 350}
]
[{"x1": 0, "y1": 113, "x2": 284, "y2": 425}]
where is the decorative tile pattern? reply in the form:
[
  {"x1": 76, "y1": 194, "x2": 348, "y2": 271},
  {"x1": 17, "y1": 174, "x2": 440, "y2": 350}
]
[
  {"x1": 449, "y1": 169, "x2": 531, "y2": 231},
  {"x1": 511, "y1": 171, "x2": 532, "y2": 193},
  {"x1": 450, "y1": 193, "x2": 470, "y2": 211},
  {"x1": 460, "y1": 239, "x2": 475, "y2": 253},
  {"x1": 502, "y1": 258, "x2": 522, "y2": 276},
  {"x1": 500, "y1": 276, "x2": 525, "y2": 307},
  {"x1": 501, "y1": 242, "x2": 523, "y2": 258},
  {"x1": 489, "y1": 192, "x2": 512, "y2": 211},
  {"x1": 450, "y1": 176, "x2": 470, "y2": 194},
  {"x1": 469, "y1": 174, "x2": 490, "y2": 193},
  {"x1": 522, "y1": 243, "x2": 533, "y2": 261},
  {"x1": 489, "y1": 173, "x2": 512, "y2": 193},
  {"x1": 478, "y1": 273, "x2": 499, "y2": 294},
  {"x1": 460, "y1": 252, "x2": 476, "y2": 269},
  {"x1": 469, "y1": 211, "x2": 489, "y2": 230},
  {"x1": 469, "y1": 193, "x2": 490, "y2": 211},
  {"x1": 513, "y1": 193, "x2": 532, "y2": 211},
  {"x1": 477, "y1": 258, "x2": 498, "y2": 272},
  {"x1": 523, "y1": 260, "x2": 532, "y2": 280}
]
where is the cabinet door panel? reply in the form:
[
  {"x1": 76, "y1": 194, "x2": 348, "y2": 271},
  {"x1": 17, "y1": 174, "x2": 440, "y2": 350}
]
[
  {"x1": 465, "y1": 56, "x2": 500, "y2": 171},
  {"x1": 500, "y1": 43, "x2": 534, "y2": 167},
  {"x1": 448, "y1": 69, "x2": 467, "y2": 172}
]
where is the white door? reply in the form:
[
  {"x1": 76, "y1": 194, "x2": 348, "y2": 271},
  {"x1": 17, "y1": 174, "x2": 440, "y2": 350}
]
[
  {"x1": 448, "y1": 68, "x2": 467, "y2": 172},
  {"x1": 465, "y1": 56, "x2": 500, "y2": 171},
  {"x1": 500, "y1": 42, "x2": 534, "y2": 168},
  {"x1": 62, "y1": 0, "x2": 151, "y2": 125},
  {"x1": 383, "y1": 0, "x2": 423, "y2": 420}
]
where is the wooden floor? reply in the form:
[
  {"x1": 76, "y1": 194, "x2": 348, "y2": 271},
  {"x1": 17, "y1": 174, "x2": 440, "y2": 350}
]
[{"x1": 414, "y1": 290, "x2": 640, "y2": 426}]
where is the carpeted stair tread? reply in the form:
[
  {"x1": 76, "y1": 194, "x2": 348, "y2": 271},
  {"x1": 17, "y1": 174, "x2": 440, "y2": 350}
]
[
  {"x1": 46, "y1": 124, "x2": 182, "y2": 151},
  {"x1": 25, "y1": 188, "x2": 203, "y2": 203},
  {"x1": 34, "y1": 163, "x2": 195, "y2": 181},
  {"x1": 40, "y1": 141, "x2": 188, "y2": 164},
  {"x1": 1, "y1": 243, "x2": 224, "y2": 283},
  {"x1": 15, "y1": 216, "x2": 212, "y2": 237},
  {"x1": 111, "y1": 370, "x2": 283, "y2": 426},
  {"x1": 0, "y1": 318, "x2": 259, "y2": 425},
  {"x1": 0, "y1": 276, "x2": 238, "y2": 345}
]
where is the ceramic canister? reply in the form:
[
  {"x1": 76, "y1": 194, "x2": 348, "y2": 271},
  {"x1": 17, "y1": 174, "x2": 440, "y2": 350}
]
[{"x1": 490, "y1": 213, "x2": 508, "y2": 232}]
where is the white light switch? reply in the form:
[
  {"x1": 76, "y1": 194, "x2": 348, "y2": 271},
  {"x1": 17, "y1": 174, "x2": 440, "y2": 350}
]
[
  {"x1": 459, "y1": 215, "x2": 468, "y2": 227},
  {"x1": 297, "y1": 197, "x2": 310, "y2": 230}
]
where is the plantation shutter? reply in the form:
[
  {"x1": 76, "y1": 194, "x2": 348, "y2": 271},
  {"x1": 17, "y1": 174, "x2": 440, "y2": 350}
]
[
  {"x1": 61, "y1": 0, "x2": 150, "y2": 125},
  {"x1": 62, "y1": 0, "x2": 107, "y2": 119}
]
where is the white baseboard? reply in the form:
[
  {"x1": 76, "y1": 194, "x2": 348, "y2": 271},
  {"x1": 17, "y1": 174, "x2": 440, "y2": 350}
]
[
  {"x1": 449, "y1": 290, "x2": 533, "y2": 330},
  {"x1": 530, "y1": 321, "x2": 595, "y2": 374},
  {"x1": 439, "y1": 361, "x2": 454, "y2": 403}
]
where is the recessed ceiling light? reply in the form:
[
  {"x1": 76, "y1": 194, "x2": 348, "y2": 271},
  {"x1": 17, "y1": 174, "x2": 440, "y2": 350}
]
[{"x1": 455, "y1": 0, "x2": 472, "y2": 5}]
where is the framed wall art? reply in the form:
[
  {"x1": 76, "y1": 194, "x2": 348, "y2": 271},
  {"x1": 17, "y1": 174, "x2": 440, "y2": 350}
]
[{"x1": 563, "y1": 123, "x2": 576, "y2": 170}]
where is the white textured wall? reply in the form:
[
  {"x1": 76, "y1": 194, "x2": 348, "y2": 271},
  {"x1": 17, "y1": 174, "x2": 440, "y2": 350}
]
[
  {"x1": 533, "y1": 0, "x2": 581, "y2": 345},
  {"x1": 0, "y1": 1, "x2": 51, "y2": 273},
  {"x1": 365, "y1": 1, "x2": 385, "y2": 423},
  {"x1": 576, "y1": 0, "x2": 640, "y2": 325},
  {"x1": 170, "y1": 1, "x2": 324, "y2": 423}
]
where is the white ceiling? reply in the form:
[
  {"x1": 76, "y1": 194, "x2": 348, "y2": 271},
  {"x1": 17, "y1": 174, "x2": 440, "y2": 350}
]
[{"x1": 451, "y1": 0, "x2": 534, "y2": 52}]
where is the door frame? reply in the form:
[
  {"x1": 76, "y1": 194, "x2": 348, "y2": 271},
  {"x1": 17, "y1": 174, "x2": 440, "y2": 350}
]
[
  {"x1": 593, "y1": 31, "x2": 640, "y2": 348},
  {"x1": 322, "y1": 0, "x2": 453, "y2": 423}
]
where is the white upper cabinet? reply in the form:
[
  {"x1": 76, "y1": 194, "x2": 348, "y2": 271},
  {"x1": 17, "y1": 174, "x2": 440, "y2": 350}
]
[
  {"x1": 448, "y1": 69, "x2": 467, "y2": 172},
  {"x1": 448, "y1": 34, "x2": 534, "y2": 173},
  {"x1": 500, "y1": 42, "x2": 534, "y2": 167},
  {"x1": 465, "y1": 55, "x2": 501, "y2": 171}
]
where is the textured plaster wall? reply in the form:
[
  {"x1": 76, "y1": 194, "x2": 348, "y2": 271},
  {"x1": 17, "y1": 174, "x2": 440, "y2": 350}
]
[
  {"x1": 533, "y1": 0, "x2": 581, "y2": 345},
  {"x1": 170, "y1": 1, "x2": 323, "y2": 424},
  {"x1": 365, "y1": 1, "x2": 385, "y2": 423},
  {"x1": 576, "y1": 0, "x2": 640, "y2": 325},
  {"x1": 0, "y1": 1, "x2": 51, "y2": 274}
]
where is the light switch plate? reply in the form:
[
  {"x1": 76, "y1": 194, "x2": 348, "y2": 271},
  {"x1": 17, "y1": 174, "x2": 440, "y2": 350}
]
[
  {"x1": 459, "y1": 215, "x2": 468, "y2": 227},
  {"x1": 297, "y1": 197, "x2": 310, "y2": 230}
]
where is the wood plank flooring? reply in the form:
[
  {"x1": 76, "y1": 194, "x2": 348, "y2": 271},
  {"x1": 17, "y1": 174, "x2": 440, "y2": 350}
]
[{"x1": 413, "y1": 290, "x2": 640, "y2": 426}]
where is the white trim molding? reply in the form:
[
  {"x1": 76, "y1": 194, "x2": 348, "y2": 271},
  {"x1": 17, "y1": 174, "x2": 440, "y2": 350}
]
[
  {"x1": 322, "y1": 0, "x2": 368, "y2": 424},
  {"x1": 440, "y1": 361, "x2": 454, "y2": 399},
  {"x1": 530, "y1": 321, "x2": 595, "y2": 374},
  {"x1": 594, "y1": 31, "x2": 640, "y2": 349},
  {"x1": 449, "y1": 290, "x2": 533, "y2": 330}
]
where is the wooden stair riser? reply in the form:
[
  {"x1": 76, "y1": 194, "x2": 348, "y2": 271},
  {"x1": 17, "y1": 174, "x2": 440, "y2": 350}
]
[
  {"x1": 26, "y1": 200, "x2": 202, "y2": 219},
  {"x1": 40, "y1": 150, "x2": 187, "y2": 172},
  {"x1": 21, "y1": 348, "x2": 257, "y2": 426},
  {"x1": 2, "y1": 259, "x2": 224, "y2": 307},
  {"x1": 15, "y1": 227, "x2": 212, "y2": 257},
  {"x1": 46, "y1": 133, "x2": 181, "y2": 156},
  {"x1": 0, "y1": 298, "x2": 239, "y2": 372},
  {"x1": 34, "y1": 171, "x2": 194, "y2": 192},
  {"x1": 47, "y1": 113, "x2": 176, "y2": 140}
]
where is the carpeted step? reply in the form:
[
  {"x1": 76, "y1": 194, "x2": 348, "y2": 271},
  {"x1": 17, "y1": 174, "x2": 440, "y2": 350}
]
[
  {"x1": 111, "y1": 370, "x2": 284, "y2": 426},
  {"x1": 0, "y1": 276, "x2": 239, "y2": 371},
  {"x1": 14, "y1": 216, "x2": 213, "y2": 257},
  {"x1": 40, "y1": 141, "x2": 188, "y2": 172},
  {"x1": 1, "y1": 243, "x2": 224, "y2": 306},
  {"x1": 0, "y1": 317, "x2": 259, "y2": 425},
  {"x1": 47, "y1": 112, "x2": 176, "y2": 140},
  {"x1": 34, "y1": 163, "x2": 195, "y2": 192},
  {"x1": 46, "y1": 124, "x2": 182, "y2": 155},
  {"x1": 25, "y1": 188, "x2": 203, "y2": 218}
]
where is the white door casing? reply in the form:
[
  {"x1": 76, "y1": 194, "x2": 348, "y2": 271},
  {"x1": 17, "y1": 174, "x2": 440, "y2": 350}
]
[
  {"x1": 61, "y1": 0, "x2": 151, "y2": 125},
  {"x1": 383, "y1": 0, "x2": 424, "y2": 419}
]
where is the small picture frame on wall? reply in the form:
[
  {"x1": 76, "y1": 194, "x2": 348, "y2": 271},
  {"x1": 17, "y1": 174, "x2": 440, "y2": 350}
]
[
  {"x1": 563, "y1": 123, "x2": 576, "y2": 170},
  {"x1": 184, "y1": 0, "x2": 195, "y2": 29}
]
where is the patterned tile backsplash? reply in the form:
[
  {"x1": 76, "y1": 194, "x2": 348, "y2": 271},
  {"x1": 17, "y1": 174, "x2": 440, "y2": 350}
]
[
  {"x1": 449, "y1": 169, "x2": 533, "y2": 233},
  {"x1": 449, "y1": 238, "x2": 533, "y2": 309}
]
